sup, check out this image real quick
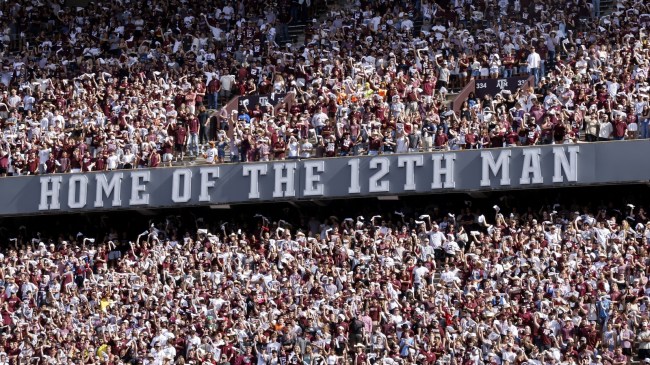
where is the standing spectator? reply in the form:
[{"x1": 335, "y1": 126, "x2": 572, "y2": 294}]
[
  {"x1": 122, "y1": 149, "x2": 135, "y2": 169},
  {"x1": 44, "y1": 153, "x2": 59, "y2": 174},
  {"x1": 611, "y1": 114, "x2": 627, "y2": 141},
  {"x1": 273, "y1": 136, "x2": 286, "y2": 160},
  {"x1": 638, "y1": 322, "x2": 650, "y2": 360},
  {"x1": 641, "y1": 105, "x2": 650, "y2": 139},
  {"x1": 106, "y1": 151, "x2": 119, "y2": 171},
  {"x1": 584, "y1": 108, "x2": 600, "y2": 142},
  {"x1": 204, "y1": 141, "x2": 219, "y2": 164},
  {"x1": 149, "y1": 149, "x2": 161, "y2": 168},
  {"x1": 526, "y1": 47, "x2": 542, "y2": 86},
  {"x1": 300, "y1": 137, "x2": 313, "y2": 159},
  {"x1": 175, "y1": 122, "x2": 188, "y2": 161},
  {"x1": 58, "y1": 152, "x2": 71, "y2": 173},
  {"x1": 0, "y1": 150, "x2": 8, "y2": 177},
  {"x1": 207, "y1": 77, "x2": 221, "y2": 110},
  {"x1": 187, "y1": 114, "x2": 200, "y2": 157},
  {"x1": 434, "y1": 129, "x2": 449, "y2": 150},
  {"x1": 598, "y1": 114, "x2": 613, "y2": 141},
  {"x1": 197, "y1": 105, "x2": 211, "y2": 146}
]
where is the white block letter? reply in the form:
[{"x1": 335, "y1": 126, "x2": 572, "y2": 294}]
[
  {"x1": 304, "y1": 161, "x2": 325, "y2": 196},
  {"x1": 398, "y1": 155, "x2": 424, "y2": 191},
  {"x1": 38, "y1": 176, "x2": 62, "y2": 210},
  {"x1": 519, "y1": 148, "x2": 544, "y2": 185},
  {"x1": 480, "y1": 150, "x2": 511, "y2": 186},
  {"x1": 369, "y1": 157, "x2": 390, "y2": 193},
  {"x1": 243, "y1": 165, "x2": 268, "y2": 199},
  {"x1": 172, "y1": 169, "x2": 193, "y2": 203},
  {"x1": 348, "y1": 159, "x2": 361, "y2": 194},
  {"x1": 94, "y1": 173, "x2": 123, "y2": 208},
  {"x1": 129, "y1": 170, "x2": 151, "y2": 205},
  {"x1": 273, "y1": 162, "x2": 297, "y2": 198},
  {"x1": 431, "y1": 154, "x2": 457, "y2": 189},
  {"x1": 553, "y1": 146, "x2": 579, "y2": 182},
  {"x1": 67, "y1": 175, "x2": 88, "y2": 209},
  {"x1": 199, "y1": 167, "x2": 220, "y2": 202}
]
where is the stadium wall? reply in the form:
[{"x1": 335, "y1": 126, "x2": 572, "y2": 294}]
[{"x1": 0, "y1": 141, "x2": 649, "y2": 216}]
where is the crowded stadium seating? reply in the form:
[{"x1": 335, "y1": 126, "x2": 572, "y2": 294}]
[
  {"x1": 1, "y1": 0, "x2": 650, "y2": 364},
  {"x1": 0, "y1": 0, "x2": 648, "y2": 176},
  {"x1": 1, "y1": 187, "x2": 650, "y2": 365}
]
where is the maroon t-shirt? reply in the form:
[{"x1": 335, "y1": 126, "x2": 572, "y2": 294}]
[
  {"x1": 175, "y1": 126, "x2": 188, "y2": 144},
  {"x1": 150, "y1": 152, "x2": 161, "y2": 167},
  {"x1": 369, "y1": 137, "x2": 382, "y2": 151},
  {"x1": 613, "y1": 120, "x2": 627, "y2": 137},
  {"x1": 188, "y1": 118, "x2": 199, "y2": 134},
  {"x1": 273, "y1": 140, "x2": 286, "y2": 159},
  {"x1": 82, "y1": 156, "x2": 93, "y2": 172},
  {"x1": 94, "y1": 157, "x2": 106, "y2": 171}
]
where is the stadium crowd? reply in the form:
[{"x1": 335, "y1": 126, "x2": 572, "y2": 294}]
[
  {"x1": 0, "y1": 0, "x2": 649, "y2": 175},
  {"x1": 1, "y1": 197, "x2": 650, "y2": 365}
]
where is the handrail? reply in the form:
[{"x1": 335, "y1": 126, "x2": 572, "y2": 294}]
[{"x1": 452, "y1": 79, "x2": 476, "y2": 114}]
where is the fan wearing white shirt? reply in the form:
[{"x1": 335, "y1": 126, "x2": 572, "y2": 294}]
[
  {"x1": 204, "y1": 141, "x2": 219, "y2": 164},
  {"x1": 412, "y1": 262, "x2": 430, "y2": 293},
  {"x1": 106, "y1": 151, "x2": 120, "y2": 170},
  {"x1": 300, "y1": 138, "x2": 313, "y2": 158},
  {"x1": 526, "y1": 47, "x2": 542, "y2": 86}
]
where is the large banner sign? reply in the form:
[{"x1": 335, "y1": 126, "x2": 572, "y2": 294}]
[
  {"x1": 1, "y1": 141, "x2": 649, "y2": 216},
  {"x1": 474, "y1": 76, "x2": 530, "y2": 98}
]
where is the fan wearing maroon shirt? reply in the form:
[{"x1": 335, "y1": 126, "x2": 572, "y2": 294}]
[
  {"x1": 81, "y1": 151, "x2": 94, "y2": 172},
  {"x1": 465, "y1": 128, "x2": 478, "y2": 149},
  {"x1": 353, "y1": 345, "x2": 367, "y2": 365},
  {"x1": 58, "y1": 152, "x2": 71, "y2": 173},
  {"x1": 174, "y1": 122, "x2": 188, "y2": 161},
  {"x1": 149, "y1": 149, "x2": 161, "y2": 167},
  {"x1": 250, "y1": 104, "x2": 264, "y2": 120},
  {"x1": 324, "y1": 135, "x2": 337, "y2": 157},
  {"x1": 45, "y1": 153, "x2": 58, "y2": 174},
  {"x1": 0, "y1": 150, "x2": 8, "y2": 177},
  {"x1": 434, "y1": 128, "x2": 448, "y2": 150},
  {"x1": 489, "y1": 129, "x2": 504, "y2": 148},
  {"x1": 12, "y1": 153, "x2": 26, "y2": 175},
  {"x1": 187, "y1": 115, "x2": 200, "y2": 157},
  {"x1": 524, "y1": 122, "x2": 540, "y2": 146},
  {"x1": 368, "y1": 132, "x2": 383, "y2": 156},
  {"x1": 207, "y1": 77, "x2": 221, "y2": 109},
  {"x1": 273, "y1": 138, "x2": 286, "y2": 160},
  {"x1": 339, "y1": 133, "x2": 353, "y2": 156},
  {"x1": 504, "y1": 127, "x2": 519, "y2": 146},
  {"x1": 612, "y1": 114, "x2": 627, "y2": 140},
  {"x1": 258, "y1": 75, "x2": 273, "y2": 94},
  {"x1": 94, "y1": 153, "x2": 107, "y2": 171},
  {"x1": 27, "y1": 151, "x2": 39, "y2": 175},
  {"x1": 195, "y1": 77, "x2": 206, "y2": 105},
  {"x1": 553, "y1": 121, "x2": 567, "y2": 143},
  {"x1": 70, "y1": 150, "x2": 82, "y2": 172}
]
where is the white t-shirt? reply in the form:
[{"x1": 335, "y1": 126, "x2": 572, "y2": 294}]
[
  {"x1": 429, "y1": 230, "x2": 446, "y2": 249},
  {"x1": 300, "y1": 142, "x2": 313, "y2": 158},
  {"x1": 220, "y1": 75, "x2": 236, "y2": 91},
  {"x1": 413, "y1": 266, "x2": 429, "y2": 284},
  {"x1": 287, "y1": 141, "x2": 299, "y2": 157},
  {"x1": 122, "y1": 152, "x2": 135, "y2": 164},
  {"x1": 106, "y1": 155, "x2": 119, "y2": 169},
  {"x1": 598, "y1": 121, "x2": 613, "y2": 139},
  {"x1": 205, "y1": 147, "x2": 218, "y2": 163},
  {"x1": 527, "y1": 51, "x2": 541, "y2": 68}
]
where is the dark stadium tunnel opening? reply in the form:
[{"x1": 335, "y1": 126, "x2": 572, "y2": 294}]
[{"x1": 0, "y1": 184, "x2": 648, "y2": 245}]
